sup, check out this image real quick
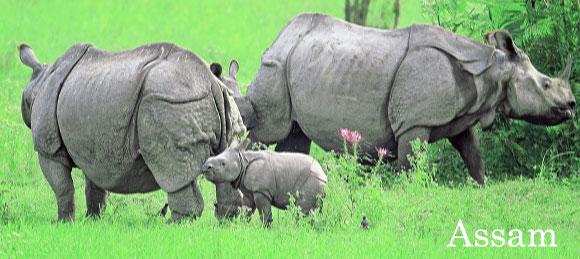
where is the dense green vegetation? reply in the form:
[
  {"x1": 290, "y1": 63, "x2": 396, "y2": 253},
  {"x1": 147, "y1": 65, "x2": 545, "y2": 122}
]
[
  {"x1": 422, "y1": 0, "x2": 580, "y2": 183},
  {"x1": 1, "y1": 0, "x2": 578, "y2": 257}
]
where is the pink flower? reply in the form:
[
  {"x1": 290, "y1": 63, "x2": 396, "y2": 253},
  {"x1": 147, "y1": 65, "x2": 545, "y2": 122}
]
[
  {"x1": 348, "y1": 130, "x2": 363, "y2": 145},
  {"x1": 376, "y1": 147, "x2": 389, "y2": 157},
  {"x1": 340, "y1": 128, "x2": 351, "y2": 141}
]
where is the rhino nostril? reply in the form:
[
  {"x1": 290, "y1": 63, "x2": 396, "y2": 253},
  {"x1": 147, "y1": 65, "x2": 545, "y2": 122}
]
[
  {"x1": 201, "y1": 164, "x2": 212, "y2": 173},
  {"x1": 569, "y1": 101, "x2": 576, "y2": 110}
]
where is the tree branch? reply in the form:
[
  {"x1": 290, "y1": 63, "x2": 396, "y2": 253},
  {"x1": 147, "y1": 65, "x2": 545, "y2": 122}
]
[
  {"x1": 393, "y1": 0, "x2": 400, "y2": 29},
  {"x1": 345, "y1": 0, "x2": 351, "y2": 22}
]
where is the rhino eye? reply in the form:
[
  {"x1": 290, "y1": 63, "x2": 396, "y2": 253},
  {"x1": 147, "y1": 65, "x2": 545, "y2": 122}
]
[{"x1": 543, "y1": 82, "x2": 550, "y2": 89}]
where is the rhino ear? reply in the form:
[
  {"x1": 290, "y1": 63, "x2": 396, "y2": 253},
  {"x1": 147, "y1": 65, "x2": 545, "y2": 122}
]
[
  {"x1": 210, "y1": 63, "x2": 222, "y2": 78},
  {"x1": 485, "y1": 31, "x2": 518, "y2": 58},
  {"x1": 483, "y1": 33, "x2": 497, "y2": 47},
  {"x1": 19, "y1": 44, "x2": 41, "y2": 71},
  {"x1": 229, "y1": 59, "x2": 239, "y2": 79}
]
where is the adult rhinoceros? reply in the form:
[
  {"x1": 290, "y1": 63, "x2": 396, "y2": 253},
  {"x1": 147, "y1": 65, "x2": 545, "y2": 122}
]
[
  {"x1": 18, "y1": 43, "x2": 246, "y2": 222},
  {"x1": 223, "y1": 13, "x2": 576, "y2": 185}
]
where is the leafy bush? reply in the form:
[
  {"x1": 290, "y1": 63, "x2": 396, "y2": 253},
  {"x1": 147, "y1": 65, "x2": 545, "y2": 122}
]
[{"x1": 421, "y1": 0, "x2": 580, "y2": 180}]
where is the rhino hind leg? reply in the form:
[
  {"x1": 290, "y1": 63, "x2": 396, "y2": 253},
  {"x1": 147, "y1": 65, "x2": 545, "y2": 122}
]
[
  {"x1": 274, "y1": 122, "x2": 311, "y2": 154},
  {"x1": 448, "y1": 127, "x2": 485, "y2": 185},
  {"x1": 396, "y1": 127, "x2": 431, "y2": 171},
  {"x1": 85, "y1": 176, "x2": 109, "y2": 218},
  {"x1": 167, "y1": 179, "x2": 204, "y2": 223},
  {"x1": 295, "y1": 177, "x2": 325, "y2": 215},
  {"x1": 38, "y1": 154, "x2": 75, "y2": 222}
]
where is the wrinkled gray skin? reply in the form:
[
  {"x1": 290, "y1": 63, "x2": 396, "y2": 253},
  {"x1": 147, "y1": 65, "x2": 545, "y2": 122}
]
[
  {"x1": 201, "y1": 140, "x2": 327, "y2": 226},
  {"x1": 18, "y1": 43, "x2": 246, "y2": 222},
  {"x1": 211, "y1": 60, "x2": 258, "y2": 130},
  {"x1": 209, "y1": 60, "x2": 257, "y2": 219},
  {"x1": 225, "y1": 13, "x2": 576, "y2": 185}
]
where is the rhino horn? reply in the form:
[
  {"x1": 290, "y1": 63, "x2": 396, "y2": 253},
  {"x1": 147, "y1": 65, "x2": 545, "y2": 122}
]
[
  {"x1": 19, "y1": 44, "x2": 41, "y2": 71},
  {"x1": 560, "y1": 54, "x2": 572, "y2": 81}
]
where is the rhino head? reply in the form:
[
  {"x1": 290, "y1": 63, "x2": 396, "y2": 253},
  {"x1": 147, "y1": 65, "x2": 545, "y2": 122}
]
[
  {"x1": 211, "y1": 60, "x2": 242, "y2": 97},
  {"x1": 201, "y1": 139, "x2": 251, "y2": 183},
  {"x1": 486, "y1": 31, "x2": 576, "y2": 125},
  {"x1": 201, "y1": 139, "x2": 252, "y2": 219},
  {"x1": 18, "y1": 44, "x2": 46, "y2": 129},
  {"x1": 210, "y1": 61, "x2": 257, "y2": 130}
]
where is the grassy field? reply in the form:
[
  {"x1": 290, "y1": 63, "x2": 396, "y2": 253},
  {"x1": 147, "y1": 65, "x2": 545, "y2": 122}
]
[{"x1": 1, "y1": 0, "x2": 579, "y2": 258}]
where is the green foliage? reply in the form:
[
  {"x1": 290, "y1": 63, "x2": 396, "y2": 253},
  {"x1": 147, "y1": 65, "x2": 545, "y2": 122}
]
[
  {"x1": 422, "y1": 0, "x2": 580, "y2": 181},
  {"x1": 406, "y1": 139, "x2": 438, "y2": 188},
  {"x1": 366, "y1": 0, "x2": 399, "y2": 28}
]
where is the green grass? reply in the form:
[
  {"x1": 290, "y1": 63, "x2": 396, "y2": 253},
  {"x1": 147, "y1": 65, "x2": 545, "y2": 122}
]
[{"x1": 1, "y1": 0, "x2": 578, "y2": 258}]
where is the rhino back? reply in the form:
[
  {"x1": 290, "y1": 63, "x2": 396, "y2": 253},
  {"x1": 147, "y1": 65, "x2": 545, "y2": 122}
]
[
  {"x1": 57, "y1": 43, "x2": 218, "y2": 191},
  {"x1": 288, "y1": 15, "x2": 410, "y2": 154}
]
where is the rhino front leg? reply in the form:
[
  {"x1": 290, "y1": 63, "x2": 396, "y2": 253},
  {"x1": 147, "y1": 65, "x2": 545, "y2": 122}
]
[
  {"x1": 449, "y1": 127, "x2": 485, "y2": 185},
  {"x1": 254, "y1": 193, "x2": 273, "y2": 227},
  {"x1": 396, "y1": 127, "x2": 431, "y2": 171},
  {"x1": 275, "y1": 123, "x2": 312, "y2": 154},
  {"x1": 85, "y1": 176, "x2": 109, "y2": 218},
  {"x1": 214, "y1": 183, "x2": 243, "y2": 219},
  {"x1": 38, "y1": 154, "x2": 75, "y2": 222},
  {"x1": 167, "y1": 179, "x2": 204, "y2": 223}
]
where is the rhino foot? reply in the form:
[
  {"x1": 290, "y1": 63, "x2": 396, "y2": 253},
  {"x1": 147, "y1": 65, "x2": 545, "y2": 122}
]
[
  {"x1": 166, "y1": 181, "x2": 204, "y2": 223},
  {"x1": 85, "y1": 177, "x2": 109, "y2": 218},
  {"x1": 166, "y1": 210, "x2": 198, "y2": 224}
]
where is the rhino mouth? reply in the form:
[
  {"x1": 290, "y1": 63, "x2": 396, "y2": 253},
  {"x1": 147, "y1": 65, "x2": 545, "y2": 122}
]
[
  {"x1": 201, "y1": 169, "x2": 214, "y2": 179},
  {"x1": 555, "y1": 107, "x2": 575, "y2": 120}
]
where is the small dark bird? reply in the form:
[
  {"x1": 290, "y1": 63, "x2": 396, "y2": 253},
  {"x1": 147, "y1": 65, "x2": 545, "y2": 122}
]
[
  {"x1": 361, "y1": 216, "x2": 369, "y2": 229},
  {"x1": 158, "y1": 203, "x2": 169, "y2": 217}
]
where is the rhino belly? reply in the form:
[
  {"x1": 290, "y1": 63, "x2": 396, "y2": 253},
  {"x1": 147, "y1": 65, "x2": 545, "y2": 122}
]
[
  {"x1": 269, "y1": 153, "x2": 313, "y2": 208},
  {"x1": 287, "y1": 25, "x2": 409, "y2": 154},
  {"x1": 81, "y1": 156, "x2": 160, "y2": 193}
]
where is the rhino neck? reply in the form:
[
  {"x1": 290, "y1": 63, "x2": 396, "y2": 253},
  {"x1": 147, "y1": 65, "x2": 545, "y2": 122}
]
[
  {"x1": 495, "y1": 54, "x2": 518, "y2": 120},
  {"x1": 234, "y1": 95, "x2": 257, "y2": 130},
  {"x1": 232, "y1": 151, "x2": 262, "y2": 189},
  {"x1": 479, "y1": 51, "x2": 516, "y2": 130},
  {"x1": 232, "y1": 151, "x2": 249, "y2": 189}
]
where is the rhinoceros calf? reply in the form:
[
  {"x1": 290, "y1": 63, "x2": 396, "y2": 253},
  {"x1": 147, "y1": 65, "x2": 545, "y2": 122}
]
[
  {"x1": 201, "y1": 140, "x2": 327, "y2": 226},
  {"x1": 226, "y1": 13, "x2": 576, "y2": 185},
  {"x1": 18, "y1": 43, "x2": 246, "y2": 222}
]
